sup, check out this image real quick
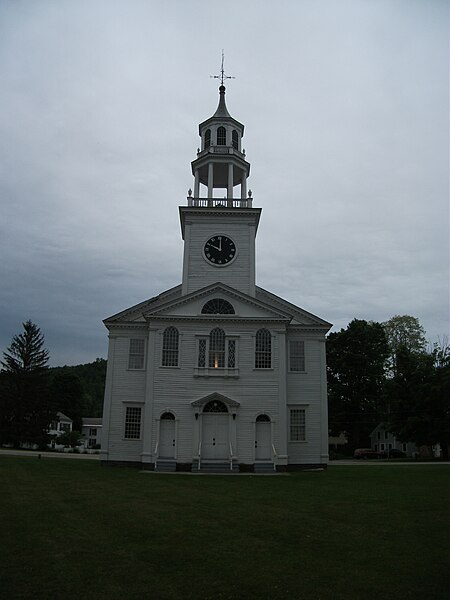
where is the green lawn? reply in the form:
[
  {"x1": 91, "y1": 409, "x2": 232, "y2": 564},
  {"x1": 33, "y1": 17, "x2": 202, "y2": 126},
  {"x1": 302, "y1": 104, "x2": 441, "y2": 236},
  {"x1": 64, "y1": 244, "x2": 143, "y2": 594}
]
[{"x1": 1, "y1": 457, "x2": 449, "y2": 600}]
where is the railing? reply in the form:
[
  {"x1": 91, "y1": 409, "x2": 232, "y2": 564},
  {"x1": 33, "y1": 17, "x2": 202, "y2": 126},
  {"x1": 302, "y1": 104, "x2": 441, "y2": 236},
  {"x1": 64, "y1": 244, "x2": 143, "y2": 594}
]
[
  {"x1": 187, "y1": 197, "x2": 253, "y2": 209},
  {"x1": 272, "y1": 443, "x2": 277, "y2": 472},
  {"x1": 197, "y1": 442, "x2": 201, "y2": 471},
  {"x1": 154, "y1": 441, "x2": 159, "y2": 471},
  {"x1": 229, "y1": 442, "x2": 234, "y2": 471}
]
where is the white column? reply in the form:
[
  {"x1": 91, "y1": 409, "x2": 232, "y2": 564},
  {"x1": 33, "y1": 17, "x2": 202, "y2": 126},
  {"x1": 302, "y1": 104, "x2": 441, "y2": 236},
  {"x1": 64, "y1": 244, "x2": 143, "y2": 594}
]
[
  {"x1": 141, "y1": 326, "x2": 158, "y2": 468},
  {"x1": 319, "y1": 338, "x2": 329, "y2": 464},
  {"x1": 208, "y1": 163, "x2": 214, "y2": 198},
  {"x1": 276, "y1": 329, "x2": 288, "y2": 464},
  {"x1": 227, "y1": 163, "x2": 234, "y2": 199},
  {"x1": 99, "y1": 333, "x2": 116, "y2": 462},
  {"x1": 241, "y1": 171, "x2": 247, "y2": 200},
  {"x1": 194, "y1": 169, "x2": 200, "y2": 198}
]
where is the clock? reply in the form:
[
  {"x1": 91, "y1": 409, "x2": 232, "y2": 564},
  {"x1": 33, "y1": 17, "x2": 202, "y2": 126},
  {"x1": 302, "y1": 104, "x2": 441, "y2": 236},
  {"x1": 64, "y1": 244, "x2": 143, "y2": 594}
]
[{"x1": 204, "y1": 235, "x2": 236, "y2": 265}]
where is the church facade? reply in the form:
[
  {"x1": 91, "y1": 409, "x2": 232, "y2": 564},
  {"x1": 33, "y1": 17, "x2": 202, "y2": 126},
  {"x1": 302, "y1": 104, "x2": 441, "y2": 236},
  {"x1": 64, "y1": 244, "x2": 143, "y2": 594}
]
[{"x1": 100, "y1": 84, "x2": 331, "y2": 471}]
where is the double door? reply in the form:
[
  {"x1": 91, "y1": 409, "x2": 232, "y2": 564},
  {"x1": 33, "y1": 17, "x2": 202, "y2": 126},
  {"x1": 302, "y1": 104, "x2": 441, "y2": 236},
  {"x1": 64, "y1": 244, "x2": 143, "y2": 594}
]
[{"x1": 202, "y1": 414, "x2": 229, "y2": 459}]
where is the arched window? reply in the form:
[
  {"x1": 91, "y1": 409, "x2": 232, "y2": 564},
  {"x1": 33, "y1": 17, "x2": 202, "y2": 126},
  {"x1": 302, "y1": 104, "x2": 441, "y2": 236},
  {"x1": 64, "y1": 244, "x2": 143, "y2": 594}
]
[
  {"x1": 204, "y1": 129, "x2": 211, "y2": 149},
  {"x1": 162, "y1": 327, "x2": 179, "y2": 367},
  {"x1": 256, "y1": 414, "x2": 271, "y2": 422},
  {"x1": 232, "y1": 130, "x2": 238, "y2": 150},
  {"x1": 161, "y1": 412, "x2": 175, "y2": 420},
  {"x1": 217, "y1": 126, "x2": 226, "y2": 145},
  {"x1": 209, "y1": 328, "x2": 225, "y2": 368},
  {"x1": 201, "y1": 299, "x2": 235, "y2": 314},
  {"x1": 255, "y1": 328, "x2": 271, "y2": 369},
  {"x1": 203, "y1": 400, "x2": 228, "y2": 413}
]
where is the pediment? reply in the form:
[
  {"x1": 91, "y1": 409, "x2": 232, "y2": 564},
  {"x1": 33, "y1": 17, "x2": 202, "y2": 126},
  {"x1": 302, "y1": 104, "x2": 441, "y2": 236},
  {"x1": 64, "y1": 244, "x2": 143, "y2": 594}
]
[
  {"x1": 191, "y1": 392, "x2": 240, "y2": 409},
  {"x1": 143, "y1": 283, "x2": 291, "y2": 322},
  {"x1": 104, "y1": 285, "x2": 182, "y2": 325}
]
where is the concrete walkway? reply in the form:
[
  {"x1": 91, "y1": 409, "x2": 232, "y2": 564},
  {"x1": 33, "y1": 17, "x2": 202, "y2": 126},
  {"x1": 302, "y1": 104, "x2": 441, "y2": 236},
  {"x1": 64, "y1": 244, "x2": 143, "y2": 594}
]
[
  {"x1": 329, "y1": 459, "x2": 450, "y2": 466},
  {"x1": 0, "y1": 448, "x2": 100, "y2": 460}
]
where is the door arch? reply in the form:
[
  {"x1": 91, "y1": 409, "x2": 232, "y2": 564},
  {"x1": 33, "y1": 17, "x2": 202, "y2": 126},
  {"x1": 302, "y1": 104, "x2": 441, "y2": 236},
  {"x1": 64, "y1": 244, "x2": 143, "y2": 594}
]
[
  {"x1": 255, "y1": 414, "x2": 271, "y2": 460},
  {"x1": 202, "y1": 400, "x2": 229, "y2": 459},
  {"x1": 159, "y1": 412, "x2": 176, "y2": 458}
]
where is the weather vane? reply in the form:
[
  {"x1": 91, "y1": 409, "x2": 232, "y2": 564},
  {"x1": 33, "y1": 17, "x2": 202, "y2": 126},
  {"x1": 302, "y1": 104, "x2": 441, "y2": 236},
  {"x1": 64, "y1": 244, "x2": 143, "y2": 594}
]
[{"x1": 210, "y1": 50, "x2": 235, "y2": 86}]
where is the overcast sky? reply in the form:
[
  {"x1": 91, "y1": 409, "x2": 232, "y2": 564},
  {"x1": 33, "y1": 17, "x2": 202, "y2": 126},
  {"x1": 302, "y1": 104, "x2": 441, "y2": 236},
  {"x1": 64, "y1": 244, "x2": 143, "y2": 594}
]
[{"x1": 1, "y1": 0, "x2": 448, "y2": 366}]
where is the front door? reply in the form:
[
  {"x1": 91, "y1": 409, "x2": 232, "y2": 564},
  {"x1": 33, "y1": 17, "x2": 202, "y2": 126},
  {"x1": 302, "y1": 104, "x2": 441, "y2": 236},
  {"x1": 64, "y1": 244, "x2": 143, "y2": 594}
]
[
  {"x1": 202, "y1": 414, "x2": 229, "y2": 459},
  {"x1": 159, "y1": 414, "x2": 175, "y2": 458},
  {"x1": 255, "y1": 417, "x2": 271, "y2": 460}
]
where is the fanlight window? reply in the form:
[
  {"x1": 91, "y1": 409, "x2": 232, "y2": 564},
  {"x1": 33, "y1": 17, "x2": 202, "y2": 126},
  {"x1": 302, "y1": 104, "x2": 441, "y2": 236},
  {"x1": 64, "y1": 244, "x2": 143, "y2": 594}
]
[
  {"x1": 255, "y1": 328, "x2": 272, "y2": 369},
  {"x1": 160, "y1": 412, "x2": 175, "y2": 420},
  {"x1": 162, "y1": 327, "x2": 179, "y2": 367},
  {"x1": 205, "y1": 128, "x2": 211, "y2": 149},
  {"x1": 232, "y1": 129, "x2": 238, "y2": 150},
  {"x1": 201, "y1": 299, "x2": 235, "y2": 315},
  {"x1": 203, "y1": 400, "x2": 228, "y2": 413},
  {"x1": 256, "y1": 414, "x2": 271, "y2": 423},
  {"x1": 209, "y1": 327, "x2": 225, "y2": 368},
  {"x1": 217, "y1": 126, "x2": 226, "y2": 145}
]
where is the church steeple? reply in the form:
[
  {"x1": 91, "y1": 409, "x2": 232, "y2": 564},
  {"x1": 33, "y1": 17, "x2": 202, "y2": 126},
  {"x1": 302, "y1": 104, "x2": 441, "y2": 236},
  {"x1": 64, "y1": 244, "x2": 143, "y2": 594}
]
[{"x1": 189, "y1": 84, "x2": 251, "y2": 206}]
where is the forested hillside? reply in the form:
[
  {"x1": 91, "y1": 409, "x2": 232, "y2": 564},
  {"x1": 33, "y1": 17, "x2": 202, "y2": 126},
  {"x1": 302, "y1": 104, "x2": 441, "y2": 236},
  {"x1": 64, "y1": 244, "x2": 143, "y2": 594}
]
[{"x1": 49, "y1": 358, "x2": 106, "y2": 419}]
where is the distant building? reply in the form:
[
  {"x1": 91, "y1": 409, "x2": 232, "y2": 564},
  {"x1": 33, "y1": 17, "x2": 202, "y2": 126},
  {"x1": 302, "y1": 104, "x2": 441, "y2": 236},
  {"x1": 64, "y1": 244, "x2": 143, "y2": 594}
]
[
  {"x1": 48, "y1": 412, "x2": 73, "y2": 437},
  {"x1": 370, "y1": 423, "x2": 417, "y2": 457},
  {"x1": 81, "y1": 418, "x2": 102, "y2": 448}
]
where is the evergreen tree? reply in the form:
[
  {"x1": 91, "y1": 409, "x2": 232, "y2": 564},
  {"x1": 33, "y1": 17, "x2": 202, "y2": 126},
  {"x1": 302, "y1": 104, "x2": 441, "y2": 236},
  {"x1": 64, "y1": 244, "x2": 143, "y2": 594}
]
[{"x1": 0, "y1": 321, "x2": 55, "y2": 448}]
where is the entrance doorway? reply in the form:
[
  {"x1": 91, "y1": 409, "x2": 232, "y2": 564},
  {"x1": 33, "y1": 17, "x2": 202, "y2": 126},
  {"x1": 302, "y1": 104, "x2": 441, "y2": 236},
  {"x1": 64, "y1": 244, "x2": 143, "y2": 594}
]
[
  {"x1": 202, "y1": 400, "x2": 229, "y2": 460},
  {"x1": 159, "y1": 412, "x2": 176, "y2": 458},
  {"x1": 255, "y1": 414, "x2": 271, "y2": 460}
]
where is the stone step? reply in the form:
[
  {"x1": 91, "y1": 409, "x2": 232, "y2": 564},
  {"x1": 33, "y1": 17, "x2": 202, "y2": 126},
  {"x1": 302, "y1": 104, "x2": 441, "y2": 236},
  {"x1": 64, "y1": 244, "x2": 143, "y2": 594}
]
[
  {"x1": 191, "y1": 460, "x2": 239, "y2": 473},
  {"x1": 155, "y1": 460, "x2": 177, "y2": 472},
  {"x1": 254, "y1": 462, "x2": 276, "y2": 473}
]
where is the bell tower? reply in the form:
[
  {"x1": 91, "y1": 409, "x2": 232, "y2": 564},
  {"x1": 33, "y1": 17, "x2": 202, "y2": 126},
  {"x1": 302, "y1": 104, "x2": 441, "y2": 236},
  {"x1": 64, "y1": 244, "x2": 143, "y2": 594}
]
[{"x1": 179, "y1": 80, "x2": 261, "y2": 298}]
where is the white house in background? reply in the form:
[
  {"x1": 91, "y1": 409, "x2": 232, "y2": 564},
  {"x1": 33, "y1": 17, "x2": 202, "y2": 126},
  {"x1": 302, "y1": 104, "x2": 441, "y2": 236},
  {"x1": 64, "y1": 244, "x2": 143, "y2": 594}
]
[
  {"x1": 81, "y1": 418, "x2": 102, "y2": 448},
  {"x1": 100, "y1": 83, "x2": 332, "y2": 472},
  {"x1": 49, "y1": 412, "x2": 73, "y2": 438},
  {"x1": 370, "y1": 423, "x2": 417, "y2": 457}
]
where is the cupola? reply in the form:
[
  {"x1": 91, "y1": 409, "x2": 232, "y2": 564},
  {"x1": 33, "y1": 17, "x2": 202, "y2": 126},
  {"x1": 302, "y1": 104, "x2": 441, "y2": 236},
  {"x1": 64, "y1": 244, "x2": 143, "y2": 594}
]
[{"x1": 190, "y1": 85, "x2": 251, "y2": 206}]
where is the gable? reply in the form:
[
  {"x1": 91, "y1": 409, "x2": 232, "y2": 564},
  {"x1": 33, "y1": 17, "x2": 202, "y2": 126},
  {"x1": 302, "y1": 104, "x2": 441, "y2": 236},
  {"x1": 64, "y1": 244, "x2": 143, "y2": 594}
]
[
  {"x1": 143, "y1": 283, "x2": 291, "y2": 322},
  {"x1": 255, "y1": 286, "x2": 332, "y2": 329},
  {"x1": 104, "y1": 284, "x2": 182, "y2": 325}
]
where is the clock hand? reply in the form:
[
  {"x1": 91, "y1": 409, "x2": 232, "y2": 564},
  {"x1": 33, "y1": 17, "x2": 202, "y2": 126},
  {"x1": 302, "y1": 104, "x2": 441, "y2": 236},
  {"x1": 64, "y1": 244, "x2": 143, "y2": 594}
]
[{"x1": 208, "y1": 244, "x2": 221, "y2": 251}]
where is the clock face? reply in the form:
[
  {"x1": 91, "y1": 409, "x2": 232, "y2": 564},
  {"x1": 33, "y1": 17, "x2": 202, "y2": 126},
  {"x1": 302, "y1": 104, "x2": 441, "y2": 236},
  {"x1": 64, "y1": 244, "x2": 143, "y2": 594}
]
[{"x1": 204, "y1": 235, "x2": 236, "y2": 266}]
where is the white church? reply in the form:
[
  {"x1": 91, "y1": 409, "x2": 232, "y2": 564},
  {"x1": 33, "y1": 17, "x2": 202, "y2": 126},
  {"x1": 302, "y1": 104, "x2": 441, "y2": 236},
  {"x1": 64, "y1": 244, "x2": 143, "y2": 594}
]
[{"x1": 100, "y1": 82, "x2": 331, "y2": 472}]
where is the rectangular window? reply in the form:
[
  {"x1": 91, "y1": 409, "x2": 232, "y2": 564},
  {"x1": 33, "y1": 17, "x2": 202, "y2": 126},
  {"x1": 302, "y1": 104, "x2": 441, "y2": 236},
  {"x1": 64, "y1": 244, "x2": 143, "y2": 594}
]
[
  {"x1": 89, "y1": 438, "x2": 96, "y2": 447},
  {"x1": 228, "y1": 340, "x2": 236, "y2": 368},
  {"x1": 289, "y1": 409, "x2": 306, "y2": 441},
  {"x1": 89, "y1": 428, "x2": 97, "y2": 436},
  {"x1": 128, "y1": 339, "x2": 145, "y2": 369},
  {"x1": 124, "y1": 406, "x2": 142, "y2": 439},
  {"x1": 289, "y1": 341, "x2": 305, "y2": 372},
  {"x1": 198, "y1": 339, "x2": 206, "y2": 368}
]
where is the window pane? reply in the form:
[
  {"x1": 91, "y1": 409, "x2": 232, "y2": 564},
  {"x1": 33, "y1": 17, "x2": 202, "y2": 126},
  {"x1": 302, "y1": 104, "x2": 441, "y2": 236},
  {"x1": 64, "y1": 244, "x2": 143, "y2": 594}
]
[
  {"x1": 205, "y1": 129, "x2": 211, "y2": 148},
  {"x1": 129, "y1": 339, "x2": 145, "y2": 369},
  {"x1": 232, "y1": 130, "x2": 238, "y2": 149},
  {"x1": 255, "y1": 329, "x2": 271, "y2": 368},
  {"x1": 198, "y1": 339, "x2": 206, "y2": 367},
  {"x1": 209, "y1": 328, "x2": 225, "y2": 368},
  {"x1": 124, "y1": 407, "x2": 141, "y2": 439},
  {"x1": 217, "y1": 126, "x2": 226, "y2": 145},
  {"x1": 162, "y1": 327, "x2": 179, "y2": 366},
  {"x1": 228, "y1": 340, "x2": 236, "y2": 368},
  {"x1": 289, "y1": 341, "x2": 305, "y2": 372},
  {"x1": 290, "y1": 409, "x2": 306, "y2": 441}
]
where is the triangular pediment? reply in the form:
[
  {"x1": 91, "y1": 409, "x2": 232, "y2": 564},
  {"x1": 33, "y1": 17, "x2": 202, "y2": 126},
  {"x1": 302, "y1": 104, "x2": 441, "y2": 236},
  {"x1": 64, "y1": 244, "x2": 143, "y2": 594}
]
[
  {"x1": 104, "y1": 284, "x2": 182, "y2": 325},
  {"x1": 191, "y1": 392, "x2": 240, "y2": 409},
  {"x1": 143, "y1": 283, "x2": 292, "y2": 322}
]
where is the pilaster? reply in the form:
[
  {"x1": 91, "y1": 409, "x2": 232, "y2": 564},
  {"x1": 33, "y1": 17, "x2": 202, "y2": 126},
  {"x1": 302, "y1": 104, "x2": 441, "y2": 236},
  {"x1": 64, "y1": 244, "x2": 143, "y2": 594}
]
[
  {"x1": 141, "y1": 326, "x2": 158, "y2": 464},
  {"x1": 99, "y1": 334, "x2": 116, "y2": 461},
  {"x1": 275, "y1": 328, "x2": 288, "y2": 463}
]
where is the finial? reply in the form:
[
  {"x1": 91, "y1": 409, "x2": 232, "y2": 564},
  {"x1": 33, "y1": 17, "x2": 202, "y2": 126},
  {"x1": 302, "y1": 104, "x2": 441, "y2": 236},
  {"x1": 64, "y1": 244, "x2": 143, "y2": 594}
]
[
  {"x1": 248, "y1": 190, "x2": 252, "y2": 198},
  {"x1": 210, "y1": 50, "x2": 235, "y2": 87},
  {"x1": 188, "y1": 189, "x2": 192, "y2": 197}
]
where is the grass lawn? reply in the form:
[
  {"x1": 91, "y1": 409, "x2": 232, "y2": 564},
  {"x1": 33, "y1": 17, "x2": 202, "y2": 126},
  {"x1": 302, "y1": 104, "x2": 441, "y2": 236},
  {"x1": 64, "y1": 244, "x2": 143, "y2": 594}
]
[{"x1": 1, "y1": 457, "x2": 449, "y2": 600}]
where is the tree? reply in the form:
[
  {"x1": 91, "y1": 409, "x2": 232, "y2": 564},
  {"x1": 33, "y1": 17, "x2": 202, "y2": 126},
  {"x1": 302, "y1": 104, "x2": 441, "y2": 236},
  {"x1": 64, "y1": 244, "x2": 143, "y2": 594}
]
[
  {"x1": 327, "y1": 319, "x2": 390, "y2": 449},
  {"x1": 382, "y1": 315, "x2": 427, "y2": 373},
  {"x1": 0, "y1": 321, "x2": 55, "y2": 448},
  {"x1": 50, "y1": 373, "x2": 84, "y2": 430},
  {"x1": 386, "y1": 343, "x2": 450, "y2": 459}
]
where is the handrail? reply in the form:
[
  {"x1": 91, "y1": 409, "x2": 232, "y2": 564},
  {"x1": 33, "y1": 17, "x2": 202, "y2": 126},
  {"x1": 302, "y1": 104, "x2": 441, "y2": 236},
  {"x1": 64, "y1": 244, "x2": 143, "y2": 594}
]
[
  {"x1": 197, "y1": 442, "x2": 201, "y2": 471},
  {"x1": 187, "y1": 197, "x2": 253, "y2": 209},
  {"x1": 272, "y1": 443, "x2": 277, "y2": 471},
  {"x1": 154, "y1": 441, "x2": 159, "y2": 471},
  {"x1": 229, "y1": 441, "x2": 233, "y2": 471}
]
